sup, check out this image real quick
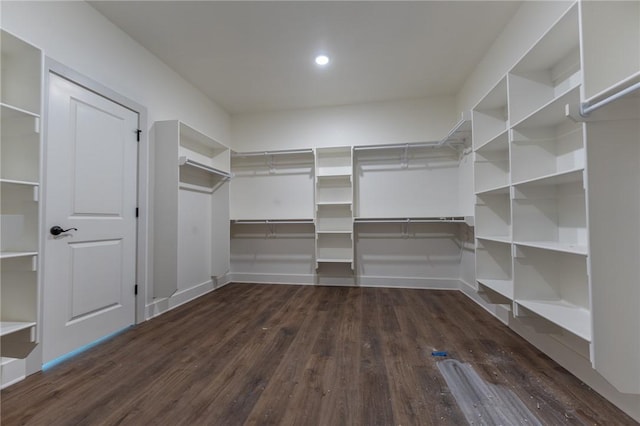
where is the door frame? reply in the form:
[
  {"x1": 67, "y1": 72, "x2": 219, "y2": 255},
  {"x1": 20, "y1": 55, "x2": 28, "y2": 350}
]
[{"x1": 43, "y1": 58, "x2": 149, "y2": 327}]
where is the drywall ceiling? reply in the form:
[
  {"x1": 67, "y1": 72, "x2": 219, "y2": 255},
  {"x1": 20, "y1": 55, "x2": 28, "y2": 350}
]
[{"x1": 90, "y1": 1, "x2": 521, "y2": 114}]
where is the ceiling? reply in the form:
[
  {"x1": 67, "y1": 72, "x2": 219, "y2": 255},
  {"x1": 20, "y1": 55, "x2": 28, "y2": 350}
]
[{"x1": 90, "y1": 1, "x2": 521, "y2": 114}]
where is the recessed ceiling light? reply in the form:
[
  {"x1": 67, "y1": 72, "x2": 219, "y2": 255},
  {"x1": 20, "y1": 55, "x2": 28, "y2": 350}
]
[{"x1": 315, "y1": 55, "x2": 330, "y2": 66}]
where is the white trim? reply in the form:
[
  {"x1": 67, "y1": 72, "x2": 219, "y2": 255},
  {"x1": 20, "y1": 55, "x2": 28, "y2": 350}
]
[
  {"x1": 228, "y1": 273, "x2": 461, "y2": 290},
  {"x1": 146, "y1": 280, "x2": 214, "y2": 320}
]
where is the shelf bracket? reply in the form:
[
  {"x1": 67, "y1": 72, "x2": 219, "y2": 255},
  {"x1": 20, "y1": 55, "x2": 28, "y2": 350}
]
[{"x1": 401, "y1": 144, "x2": 409, "y2": 169}]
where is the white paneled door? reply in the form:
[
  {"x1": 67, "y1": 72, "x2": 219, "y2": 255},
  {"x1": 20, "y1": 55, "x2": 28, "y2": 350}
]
[{"x1": 43, "y1": 73, "x2": 138, "y2": 363}]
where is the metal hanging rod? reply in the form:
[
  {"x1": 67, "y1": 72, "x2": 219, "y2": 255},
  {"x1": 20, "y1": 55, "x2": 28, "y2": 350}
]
[
  {"x1": 580, "y1": 80, "x2": 640, "y2": 117},
  {"x1": 231, "y1": 219, "x2": 314, "y2": 225},
  {"x1": 353, "y1": 141, "x2": 440, "y2": 152},
  {"x1": 354, "y1": 217, "x2": 466, "y2": 224},
  {"x1": 178, "y1": 156, "x2": 231, "y2": 179},
  {"x1": 232, "y1": 148, "x2": 313, "y2": 158}
]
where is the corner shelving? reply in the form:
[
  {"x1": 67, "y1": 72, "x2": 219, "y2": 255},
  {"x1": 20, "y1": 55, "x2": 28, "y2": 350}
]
[
  {"x1": 1, "y1": 29, "x2": 42, "y2": 388},
  {"x1": 314, "y1": 147, "x2": 353, "y2": 268}
]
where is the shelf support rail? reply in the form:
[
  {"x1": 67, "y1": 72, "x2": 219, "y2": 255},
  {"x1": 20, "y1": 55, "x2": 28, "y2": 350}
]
[
  {"x1": 179, "y1": 157, "x2": 231, "y2": 179},
  {"x1": 231, "y1": 148, "x2": 314, "y2": 158},
  {"x1": 580, "y1": 80, "x2": 640, "y2": 117},
  {"x1": 354, "y1": 217, "x2": 466, "y2": 224}
]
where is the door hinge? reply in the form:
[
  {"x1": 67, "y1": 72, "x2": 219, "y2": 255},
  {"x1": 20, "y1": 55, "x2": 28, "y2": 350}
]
[
  {"x1": 135, "y1": 129, "x2": 142, "y2": 142},
  {"x1": 134, "y1": 284, "x2": 138, "y2": 295},
  {"x1": 135, "y1": 207, "x2": 139, "y2": 218}
]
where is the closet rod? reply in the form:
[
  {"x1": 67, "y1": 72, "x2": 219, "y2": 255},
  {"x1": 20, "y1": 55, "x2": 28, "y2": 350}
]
[
  {"x1": 179, "y1": 156, "x2": 231, "y2": 179},
  {"x1": 581, "y1": 80, "x2": 640, "y2": 117},
  {"x1": 353, "y1": 141, "x2": 440, "y2": 152},
  {"x1": 232, "y1": 219, "x2": 314, "y2": 225},
  {"x1": 354, "y1": 217, "x2": 465, "y2": 223},
  {"x1": 232, "y1": 148, "x2": 313, "y2": 158}
]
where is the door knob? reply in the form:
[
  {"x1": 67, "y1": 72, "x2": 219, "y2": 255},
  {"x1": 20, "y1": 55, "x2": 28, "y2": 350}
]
[{"x1": 50, "y1": 226, "x2": 78, "y2": 236}]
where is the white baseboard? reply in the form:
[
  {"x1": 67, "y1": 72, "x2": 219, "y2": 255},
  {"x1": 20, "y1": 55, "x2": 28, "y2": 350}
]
[
  {"x1": 228, "y1": 272, "x2": 460, "y2": 290},
  {"x1": 146, "y1": 279, "x2": 215, "y2": 319}
]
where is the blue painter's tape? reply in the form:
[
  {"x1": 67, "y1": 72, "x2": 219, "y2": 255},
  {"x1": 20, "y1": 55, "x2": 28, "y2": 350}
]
[
  {"x1": 432, "y1": 351, "x2": 448, "y2": 357},
  {"x1": 42, "y1": 326, "x2": 131, "y2": 371}
]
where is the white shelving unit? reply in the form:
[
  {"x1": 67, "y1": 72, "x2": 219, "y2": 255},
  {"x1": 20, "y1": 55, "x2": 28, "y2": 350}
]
[
  {"x1": 153, "y1": 120, "x2": 230, "y2": 299},
  {"x1": 472, "y1": 2, "x2": 590, "y2": 344},
  {"x1": 0, "y1": 29, "x2": 42, "y2": 388},
  {"x1": 470, "y1": 0, "x2": 640, "y2": 400},
  {"x1": 314, "y1": 147, "x2": 353, "y2": 268}
]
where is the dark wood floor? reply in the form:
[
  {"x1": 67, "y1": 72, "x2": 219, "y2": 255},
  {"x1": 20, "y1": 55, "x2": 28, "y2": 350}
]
[{"x1": 1, "y1": 284, "x2": 637, "y2": 425}]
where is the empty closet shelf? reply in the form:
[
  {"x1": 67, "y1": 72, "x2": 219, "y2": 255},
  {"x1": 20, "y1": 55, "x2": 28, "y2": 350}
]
[
  {"x1": 515, "y1": 299, "x2": 591, "y2": 342},
  {"x1": 0, "y1": 251, "x2": 38, "y2": 260},
  {"x1": 0, "y1": 321, "x2": 36, "y2": 338}
]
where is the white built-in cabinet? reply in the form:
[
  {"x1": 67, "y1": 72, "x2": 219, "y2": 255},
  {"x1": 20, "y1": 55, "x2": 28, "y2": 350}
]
[
  {"x1": 473, "y1": 1, "x2": 640, "y2": 395},
  {"x1": 0, "y1": 30, "x2": 42, "y2": 388},
  {"x1": 153, "y1": 120, "x2": 230, "y2": 299},
  {"x1": 314, "y1": 147, "x2": 354, "y2": 268}
]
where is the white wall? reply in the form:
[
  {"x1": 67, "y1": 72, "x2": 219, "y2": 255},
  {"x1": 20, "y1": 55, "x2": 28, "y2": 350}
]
[
  {"x1": 1, "y1": 1, "x2": 230, "y2": 145},
  {"x1": 231, "y1": 96, "x2": 457, "y2": 152}
]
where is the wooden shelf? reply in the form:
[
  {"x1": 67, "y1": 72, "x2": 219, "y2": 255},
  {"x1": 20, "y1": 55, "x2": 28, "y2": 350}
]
[
  {"x1": 477, "y1": 279, "x2": 513, "y2": 300},
  {"x1": 0, "y1": 179, "x2": 39, "y2": 187},
  {"x1": 0, "y1": 321, "x2": 36, "y2": 338},
  {"x1": 476, "y1": 236, "x2": 511, "y2": 244},
  {"x1": 0, "y1": 251, "x2": 37, "y2": 260},
  {"x1": 513, "y1": 241, "x2": 586, "y2": 256},
  {"x1": 317, "y1": 167, "x2": 352, "y2": 178},
  {"x1": 516, "y1": 299, "x2": 591, "y2": 342}
]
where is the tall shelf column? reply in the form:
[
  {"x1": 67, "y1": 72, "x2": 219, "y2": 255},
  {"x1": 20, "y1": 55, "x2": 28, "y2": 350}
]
[
  {"x1": 314, "y1": 147, "x2": 354, "y2": 268},
  {"x1": 0, "y1": 29, "x2": 43, "y2": 388}
]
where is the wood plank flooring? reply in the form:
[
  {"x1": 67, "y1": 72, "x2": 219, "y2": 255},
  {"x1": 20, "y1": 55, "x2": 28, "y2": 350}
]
[{"x1": 1, "y1": 284, "x2": 637, "y2": 425}]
